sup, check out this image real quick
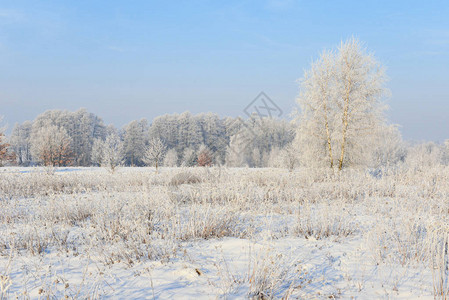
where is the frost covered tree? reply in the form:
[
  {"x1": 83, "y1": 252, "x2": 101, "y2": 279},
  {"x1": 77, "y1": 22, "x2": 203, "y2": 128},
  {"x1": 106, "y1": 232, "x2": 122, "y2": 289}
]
[
  {"x1": 145, "y1": 111, "x2": 294, "y2": 167},
  {"x1": 9, "y1": 121, "x2": 33, "y2": 166},
  {"x1": 225, "y1": 132, "x2": 249, "y2": 167},
  {"x1": 91, "y1": 138, "x2": 104, "y2": 167},
  {"x1": 251, "y1": 148, "x2": 262, "y2": 168},
  {"x1": 30, "y1": 109, "x2": 106, "y2": 166},
  {"x1": 149, "y1": 114, "x2": 178, "y2": 150},
  {"x1": 31, "y1": 125, "x2": 73, "y2": 166},
  {"x1": 7, "y1": 108, "x2": 299, "y2": 168},
  {"x1": 144, "y1": 138, "x2": 166, "y2": 172},
  {"x1": 267, "y1": 147, "x2": 282, "y2": 168},
  {"x1": 123, "y1": 119, "x2": 149, "y2": 166},
  {"x1": 182, "y1": 147, "x2": 197, "y2": 167},
  {"x1": 71, "y1": 109, "x2": 106, "y2": 166},
  {"x1": 296, "y1": 37, "x2": 388, "y2": 170},
  {"x1": 405, "y1": 142, "x2": 444, "y2": 170},
  {"x1": 225, "y1": 116, "x2": 295, "y2": 167},
  {"x1": 95, "y1": 133, "x2": 124, "y2": 173},
  {"x1": 163, "y1": 148, "x2": 178, "y2": 167},
  {"x1": 281, "y1": 144, "x2": 298, "y2": 172},
  {"x1": 184, "y1": 112, "x2": 203, "y2": 151},
  {"x1": 442, "y1": 140, "x2": 449, "y2": 166},
  {"x1": 200, "y1": 112, "x2": 227, "y2": 163},
  {"x1": 370, "y1": 124, "x2": 406, "y2": 168}
]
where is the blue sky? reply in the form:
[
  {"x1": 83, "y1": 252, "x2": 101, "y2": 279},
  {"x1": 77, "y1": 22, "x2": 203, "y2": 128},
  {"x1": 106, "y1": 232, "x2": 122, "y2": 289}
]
[{"x1": 0, "y1": 0, "x2": 448, "y2": 141}]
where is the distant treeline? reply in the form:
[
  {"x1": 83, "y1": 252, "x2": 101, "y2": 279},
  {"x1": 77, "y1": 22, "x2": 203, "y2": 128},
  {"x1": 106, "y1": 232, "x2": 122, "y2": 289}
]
[
  {"x1": 4, "y1": 108, "x2": 295, "y2": 167},
  {"x1": 2, "y1": 108, "x2": 449, "y2": 170}
]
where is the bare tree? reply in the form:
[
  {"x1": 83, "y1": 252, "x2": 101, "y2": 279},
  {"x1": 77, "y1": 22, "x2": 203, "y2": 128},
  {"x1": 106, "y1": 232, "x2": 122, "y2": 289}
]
[
  {"x1": 296, "y1": 37, "x2": 388, "y2": 170},
  {"x1": 144, "y1": 138, "x2": 166, "y2": 172},
  {"x1": 0, "y1": 117, "x2": 13, "y2": 166},
  {"x1": 0, "y1": 132, "x2": 15, "y2": 167},
  {"x1": 31, "y1": 125, "x2": 73, "y2": 166},
  {"x1": 197, "y1": 145, "x2": 212, "y2": 167}
]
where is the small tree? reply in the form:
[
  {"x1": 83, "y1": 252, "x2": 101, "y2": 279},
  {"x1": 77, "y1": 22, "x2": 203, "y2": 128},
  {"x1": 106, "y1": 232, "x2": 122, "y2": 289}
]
[
  {"x1": 163, "y1": 148, "x2": 178, "y2": 167},
  {"x1": 251, "y1": 148, "x2": 262, "y2": 168},
  {"x1": 0, "y1": 132, "x2": 15, "y2": 167},
  {"x1": 182, "y1": 147, "x2": 197, "y2": 167},
  {"x1": 91, "y1": 138, "x2": 104, "y2": 167},
  {"x1": 267, "y1": 147, "x2": 282, "y2": 168},
  {"x1": 443, "y1": 140, "x2": 449, "y2": 166},
  {"x1": 0, "y1": 117, "x2": 17, "y2": 166},
  {"x1": 281, "y1": 144, "x2": 298, "y2": 172},
  {"x1": 405, "y1": 142, "x2": 443, "y2": 171},
  {"x1": 197, "y1": 145, "x2": 212, "y2": 167},
  {"x1": 225, "y1": 133, "x2": 248, "y2": 167},
  {"x1": 144, "y1": 138, "x2": 166, "y2": 172},
  {"x1": 100, "y1": 133, "x2": 124, "y2": 173},
  {"x1": 370, "y1": 124, "x2": 406, "y2": 169},
  {"x1": 9, "y1": 121, "x2": 32, "y2": 166}
]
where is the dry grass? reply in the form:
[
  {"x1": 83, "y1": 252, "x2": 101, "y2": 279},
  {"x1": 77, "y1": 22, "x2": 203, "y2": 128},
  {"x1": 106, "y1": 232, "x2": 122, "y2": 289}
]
[{"x1": 1, "y1": 166, "x2": 449, "y2": 297}]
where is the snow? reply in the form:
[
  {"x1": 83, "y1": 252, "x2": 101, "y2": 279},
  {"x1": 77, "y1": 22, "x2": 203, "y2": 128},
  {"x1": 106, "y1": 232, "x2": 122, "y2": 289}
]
[
  {"x1": 0, "y1": 166, "x2": 446, "y2": 299},
  {"x1": 1, "y1": 237, "x2": 434, "y2": 299}
]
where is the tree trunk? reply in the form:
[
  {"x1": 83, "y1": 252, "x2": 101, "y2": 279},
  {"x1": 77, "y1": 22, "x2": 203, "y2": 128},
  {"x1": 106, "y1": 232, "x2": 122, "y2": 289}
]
[
  {"x1": 339, "y1": 108, "x2": 349, "y2": 170},
  {"x1": 323, "y1": 101, "x2": 334, "y2": 168},
  {"x1": 339, "y1": 62, "x2": 352, "y2": 171},
  {"x1": 319, "y1": 65, "x2": 334, "y2": 169}
]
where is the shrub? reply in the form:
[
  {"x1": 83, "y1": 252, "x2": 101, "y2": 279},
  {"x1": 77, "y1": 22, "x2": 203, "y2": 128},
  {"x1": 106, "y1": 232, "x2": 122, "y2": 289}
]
[{"x1": 169, "y1": 172, "x2": 202, "y2": 186}]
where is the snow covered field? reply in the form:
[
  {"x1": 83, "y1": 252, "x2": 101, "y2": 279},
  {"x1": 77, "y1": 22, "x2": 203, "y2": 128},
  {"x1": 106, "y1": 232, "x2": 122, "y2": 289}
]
[{"x1": 1, "y1": 166, "x2": 448, "y2": 299}]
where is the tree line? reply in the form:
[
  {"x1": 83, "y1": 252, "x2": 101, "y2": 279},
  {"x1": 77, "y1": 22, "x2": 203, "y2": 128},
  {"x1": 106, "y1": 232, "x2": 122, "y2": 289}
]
[
  {"x1": 0, "y1": 109, "x2": 295, "y2": 169},
  {"x1": 1, "y1": 38, "x2": 448, "y2": 171}
]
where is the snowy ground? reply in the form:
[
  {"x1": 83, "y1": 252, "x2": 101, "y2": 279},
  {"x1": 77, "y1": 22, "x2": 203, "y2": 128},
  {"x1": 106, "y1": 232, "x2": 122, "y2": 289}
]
[{"x1": 0, "y1": 166, "x2": 447, "y2": 299}]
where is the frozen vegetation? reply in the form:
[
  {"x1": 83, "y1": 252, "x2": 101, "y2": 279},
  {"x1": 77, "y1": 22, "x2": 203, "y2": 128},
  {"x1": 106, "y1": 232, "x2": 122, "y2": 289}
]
[{"x1": 1, "y1": 165, "x2": 449, "y2": 299}]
